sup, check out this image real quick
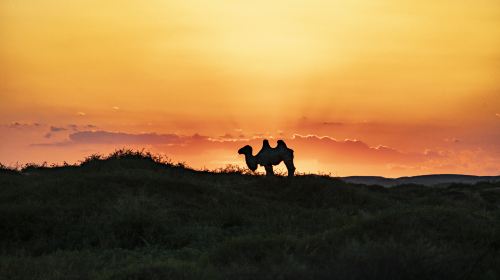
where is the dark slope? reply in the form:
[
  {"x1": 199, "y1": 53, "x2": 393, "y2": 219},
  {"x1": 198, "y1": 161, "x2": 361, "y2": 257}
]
[{"x1": 1, "y1": 153, "x2": 499, "y2": 280}]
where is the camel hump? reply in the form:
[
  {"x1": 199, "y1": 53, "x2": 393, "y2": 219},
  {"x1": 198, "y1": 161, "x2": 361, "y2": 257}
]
[
  {"x1": 277, "y1": 139, "x2": 288, "y2": 149},
  {"x1": 262, "y1": 139, "x2": 271, "y2": 149}
]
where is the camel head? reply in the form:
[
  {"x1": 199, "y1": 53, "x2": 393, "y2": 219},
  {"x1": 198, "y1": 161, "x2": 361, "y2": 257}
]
[
  {"x1": 238, "y1": 145, "x2": 253, "y2": 155},
  {"x1": 237, "y1": 145, "x2": 258, "y2": 171}
]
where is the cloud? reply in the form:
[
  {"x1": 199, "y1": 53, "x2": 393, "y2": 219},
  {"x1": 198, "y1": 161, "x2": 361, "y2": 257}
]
[
  {"x1": 7, "y1": 122, "x2": 41, "y2": 128},
  {"x1": 66, "y1": 124, "x2": 97, "y2": 131},
  {"x1": 43, "y1": 125, "x2": 72, "y2": 139},
  {"x1": 32, "y1": 130, "x2": 438, "y2": 167},
  {"x1": 444, "y1": 137, "x2": 460, "y2": 143},
  {"x1": 50, "y1": 126, "x2": 67, "y2": 132},
  {"x1": 288, "y1": 134, "x2": 433, "y2": 164},
  {"x1": 68, "y1": 131, "x2": 181, "y2": 145},
  {"x1": 322, "y1": 121, "x2": 344, "y2": 126},
  {"x1": 33, "y1": 130, "x2": 206, "y2": 146},
  {"x1": 213, "y1": 133, "x2": 245, "y2": 141}
]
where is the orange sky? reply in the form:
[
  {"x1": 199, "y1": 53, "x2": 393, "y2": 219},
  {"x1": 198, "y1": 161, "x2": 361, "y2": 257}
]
[{"x1": 1, "y1": 0, "x2": 499, "y2": 177}]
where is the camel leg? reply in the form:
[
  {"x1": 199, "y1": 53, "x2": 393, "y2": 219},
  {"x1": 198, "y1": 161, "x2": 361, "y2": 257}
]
[
  {"x1": 284, "y1": 159, "x2": 296, "y2": 177},
  {"x1": 264, "y1": 165, "x2": 274, "y2": 176}
]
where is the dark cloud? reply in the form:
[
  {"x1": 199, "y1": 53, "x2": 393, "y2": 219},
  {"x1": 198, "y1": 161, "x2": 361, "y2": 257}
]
[
  {"x1": 444, "y1": 138, "x2": 460, "y2": 143},
  {"x1": 66, "y1": 124, "x2": 97, "y2": 131},
  {"x1": 217, "y1": 133, "x2": 243, "y2": 141},
  {"x1": 7, "y1": 122, "x2": 41, "y2": 128},
  {"x1": 322, "y1": 121, "x2": 344, "y2": 126},
  {"x1": 190, "y1": 133, "x2": 209, "y2": 141},
  {"x1": 50, "y1": 126, "x2": 67, "y2": 132},
  {"x1": 68, "y1": 131, "x2": 181, "y2": 145},
  {"x1": 33, "y1": 130, "x2": 206, "y2": 146},
  {"x1": 288, "y1": 134, "x2": 434, "y2": 164}
]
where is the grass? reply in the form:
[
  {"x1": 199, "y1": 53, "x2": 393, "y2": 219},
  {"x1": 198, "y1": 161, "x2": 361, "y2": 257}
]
[{"x1": 0, "y1": 149, "x2": 499, "y2": 279}]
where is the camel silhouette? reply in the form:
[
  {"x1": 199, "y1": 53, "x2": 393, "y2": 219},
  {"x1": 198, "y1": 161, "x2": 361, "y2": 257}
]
[{"x1": 238, "y1": 139, "x2": 296, "y2": 177}]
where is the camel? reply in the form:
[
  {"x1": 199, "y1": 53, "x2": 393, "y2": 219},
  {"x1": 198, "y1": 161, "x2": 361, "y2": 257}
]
[{"x1": 238, "y1": 139, "x2": 296, "y2": 177}]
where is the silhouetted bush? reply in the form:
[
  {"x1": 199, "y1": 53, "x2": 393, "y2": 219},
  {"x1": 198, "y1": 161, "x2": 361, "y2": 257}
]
[{"x1": 0, "y1": 163, "x2": 18, "y2": 175}]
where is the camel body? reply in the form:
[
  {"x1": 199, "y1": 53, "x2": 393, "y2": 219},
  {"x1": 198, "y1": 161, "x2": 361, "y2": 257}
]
[{"x1": 238, "y1": 139, "x2": 296, "y2": 177}]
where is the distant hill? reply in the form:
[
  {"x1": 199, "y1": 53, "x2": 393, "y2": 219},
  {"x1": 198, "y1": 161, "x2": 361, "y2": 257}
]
[
  {"x1": 342, "y1": 174, "x2": 500, "y2": 187},
  {"x1": 1, "y1": 150, "x2": 499, "y2": 280}
]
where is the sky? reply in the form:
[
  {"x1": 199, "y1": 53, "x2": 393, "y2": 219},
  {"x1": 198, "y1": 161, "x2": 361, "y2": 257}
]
[{"x1": 1, "y1": 0, "x2": 499, "y2": 177}]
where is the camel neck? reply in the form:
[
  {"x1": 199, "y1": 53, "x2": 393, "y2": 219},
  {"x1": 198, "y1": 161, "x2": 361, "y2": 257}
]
[{"x1": 245, "y1": 153, "x2": 258, "y2": 171}]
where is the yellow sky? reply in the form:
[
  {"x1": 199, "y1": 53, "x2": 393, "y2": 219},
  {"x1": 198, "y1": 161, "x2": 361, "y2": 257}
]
[{"x1": 1, "y1": 0, "x2": 499, "y2": 176}]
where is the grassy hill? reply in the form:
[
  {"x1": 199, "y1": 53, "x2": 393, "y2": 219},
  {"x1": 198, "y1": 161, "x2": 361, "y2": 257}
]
[{"x1": 1, "y1": 150, "x2": 499, "y2": 280}]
